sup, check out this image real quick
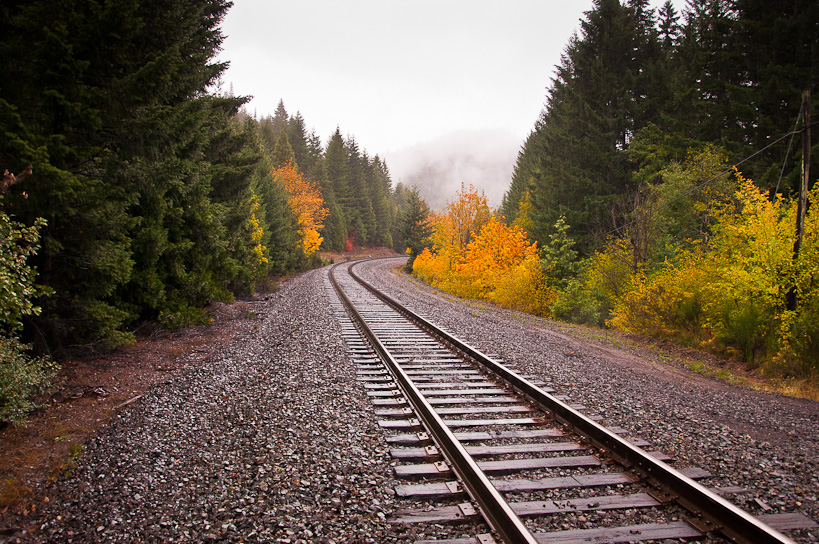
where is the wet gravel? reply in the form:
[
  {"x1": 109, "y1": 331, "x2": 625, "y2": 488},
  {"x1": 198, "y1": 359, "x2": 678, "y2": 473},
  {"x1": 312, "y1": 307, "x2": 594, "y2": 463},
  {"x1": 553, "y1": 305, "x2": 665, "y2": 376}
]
[
  {"x1": 15, "y1": 258, "x2": 819, "y2": 543},
  {"x1": 22, "y1": 268, "x2": 411, "y2": 543}
]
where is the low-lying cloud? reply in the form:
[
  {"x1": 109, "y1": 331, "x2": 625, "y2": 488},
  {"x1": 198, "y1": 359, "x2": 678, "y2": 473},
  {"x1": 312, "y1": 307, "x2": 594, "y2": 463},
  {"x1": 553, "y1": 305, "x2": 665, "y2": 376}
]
[{"x1": 384, "y1": 129, "x2": 523, "y2": 211}]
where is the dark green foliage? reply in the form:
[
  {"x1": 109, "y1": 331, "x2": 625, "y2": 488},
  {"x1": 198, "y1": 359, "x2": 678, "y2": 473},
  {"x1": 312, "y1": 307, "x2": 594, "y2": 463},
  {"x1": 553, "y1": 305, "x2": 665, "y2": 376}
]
[
  {"x1": 786, "y1": 293, "x2": 819, "y2": 377},
  {"x1": 399, "y1": 189, "x2": 433, "y2": 272},
  {"x1": 367, "y1": 156, "x2": 394, "y2": 248},
  {"x1": 0, "y1": 2, "x2": 404, "y2": 356},
  {"x1": 343, "y1": 138, "x2": 376, "y2": 245},
  {"x1": 390, "y1": 182, "x2": 414, "y2": 253},
  {"x1": 287, "y1": 112, "x2": 312, "y2": 171},
  {"x1": 507, "y1": 0, "x2": 667, "y2": 257},
  {"x1": 271, "y1": 130, "x2": 296, "y2": 168},
  {"x1": 318, "y1": 129, "x2": 399, "y2": 251},
  {"x1": 506, "y1": 0, "x2": 818, "y2": 260},
  {"x1": 0, "y1": 336, "x2": 59, "y2": 425}
]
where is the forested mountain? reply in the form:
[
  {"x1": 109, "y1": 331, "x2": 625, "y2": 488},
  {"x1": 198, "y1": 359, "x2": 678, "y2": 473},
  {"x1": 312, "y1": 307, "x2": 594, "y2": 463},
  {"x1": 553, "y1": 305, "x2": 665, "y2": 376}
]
[
  {"x1": 0, "y1": 0, "x2": 411, "y2": 359},
  {"x1": 503, "y1": 0, "x2": 818, "y2": 257}
]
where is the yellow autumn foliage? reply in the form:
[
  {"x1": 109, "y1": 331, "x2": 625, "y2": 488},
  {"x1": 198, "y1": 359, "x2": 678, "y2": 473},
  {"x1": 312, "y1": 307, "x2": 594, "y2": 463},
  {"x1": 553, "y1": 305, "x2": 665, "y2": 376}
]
[
  {"x1": 412, "y1": 191, "x2": 552, "y2": 316},
  {"x1": 608, "y1": 248, "x2": 713, "y2": 343},
  {"x1": 610, "y1": 170, "x2": 818, "y2": 376},
  {"x1": 272, "y1": 160, "x2": 328, "y2": 256},
  {"x1": 248, "y1": 193, "x2": 268, "y2": 265}
]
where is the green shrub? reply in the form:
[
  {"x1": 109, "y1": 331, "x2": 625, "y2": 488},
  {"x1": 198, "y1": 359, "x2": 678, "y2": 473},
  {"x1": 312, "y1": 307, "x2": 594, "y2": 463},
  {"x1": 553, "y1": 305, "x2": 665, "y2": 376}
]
[
  {"x1": 551, "y1": 276, "x2": 608, "y2": 327},
  {"x1": 0, "y1": 211, "x2": 48, "y2": 331},
  {"x1": 0, "y1": 336, "x2": 59, "y2": 425},
  {"x1": 789, "y1": 295, "x2": 819, "y2": 376},
  {"x1": 714, "y1": 299, "x2": 775, "y2": 365}
]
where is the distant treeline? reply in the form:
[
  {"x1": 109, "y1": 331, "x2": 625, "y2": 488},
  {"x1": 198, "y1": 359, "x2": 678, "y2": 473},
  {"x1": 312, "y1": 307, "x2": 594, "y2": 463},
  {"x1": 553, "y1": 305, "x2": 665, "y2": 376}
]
[{"x1": 0, "y1": 0, "x2": 415, "y2": 355}]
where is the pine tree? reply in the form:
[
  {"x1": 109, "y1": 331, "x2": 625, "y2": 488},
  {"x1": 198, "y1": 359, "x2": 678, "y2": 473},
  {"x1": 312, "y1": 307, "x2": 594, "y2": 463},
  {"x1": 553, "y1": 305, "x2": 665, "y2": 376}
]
[
  {"x1": 0, "y1": 0, "x2": 252, "y2": 350},
  {"x1": 511, "y1": 0, "x2": 666, "y2": 256},
  {"x1": 674, "y1": 0, "x2": 744, "y2": 144},
  {"x1": 272, "y1": 100, "x2": 289, "y2": 134},
  {"x1": 369, "y1": 156, "x2": 394, "y2": 247},
  {"x1": 271, "y1": 130, "x2": 296, "y2": 168},
  {"x1": 731, "y1": 0, "x2": 819, "y2": 192},
  {"x1": 400, "y1": 188, "x2": 433, "y2": 271},
  {"x1": 287, "y1": 112, "x2": 312, "y2": 172},
  {"x1": 323, "y1": 128, "x2": 350, "y2": 249},
  {"x1": 658, "y1": 0, "x2": 681, "y2": 50},
  {"x1": 350, "y1": 145, "x2": 377, "y2": 245}
]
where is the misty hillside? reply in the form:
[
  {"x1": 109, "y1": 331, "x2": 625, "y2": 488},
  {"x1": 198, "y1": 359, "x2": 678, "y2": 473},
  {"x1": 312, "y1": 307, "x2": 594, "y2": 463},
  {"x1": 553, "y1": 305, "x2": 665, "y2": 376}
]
[{"x1": 384, "y1": 130, "x2": 522, "y2": 211}]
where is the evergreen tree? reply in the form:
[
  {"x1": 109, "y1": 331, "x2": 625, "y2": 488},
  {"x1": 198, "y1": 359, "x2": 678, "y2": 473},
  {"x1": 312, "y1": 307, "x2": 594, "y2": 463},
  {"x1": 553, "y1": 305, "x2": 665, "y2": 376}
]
[
  {"x1": 1, "y1": 0, "x2": 241, "y2": 350},
  {"x1": 287, "y1": 112, "x2": 312, "y2": 172},
  {"x1": 0, "y1": 0, "x2": 406, "y2": 352},
  {"x1": 342, "y1": 137, "x2": 367, "y2": 244},
  {"x1": 304, "y1": 129, "x2": 327, "y2": 184},
  {"x1": 369, "y1": 156, "x2": 394, "y2": 247},
  {"x1": 674, "y1": 0, "x2": 744, "y2": 145},
  {"x1": 272, "y1": 99, "x2": 289, "y2": 134},
  {"x1": 323, "y1": 128, "x2": 350, "y2": 249},
  {"x1": 350, "y1": 145, "x2": 377, "y2": 245},
  {"x1": 271, "y1": 130, "x2": 296, "y2": 168},
  {"x1": 501, "y1": 129, "x2": 542, "y2": 227},
  {"x1": 731, "y1": 0, "x2": 819, "y2": 192},
  {"x1": 400, "y1": 188, "x2": 433, "y2": 272},
  {"x1": 511, "y1": 0, "x2": 667, "y2": 256},
  {"x1": 658, "y1": 0, "x2": 681, "y2": 50},
  {"x1": 258, "y1": 115, "x2": 278, "y2": 153}
]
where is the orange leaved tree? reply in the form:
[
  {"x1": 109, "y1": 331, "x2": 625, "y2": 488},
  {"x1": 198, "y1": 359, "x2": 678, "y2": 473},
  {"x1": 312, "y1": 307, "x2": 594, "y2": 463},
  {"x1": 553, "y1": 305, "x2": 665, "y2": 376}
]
[
  {"x1": 456, "y1": 216, "x2": 553, "y2": 314},
  {"x1": 413, "y1": 184, "x2": 552, "y2": 315},
  {"x1": 271, "y1": 161, "x2": 328, "y2": 255}
]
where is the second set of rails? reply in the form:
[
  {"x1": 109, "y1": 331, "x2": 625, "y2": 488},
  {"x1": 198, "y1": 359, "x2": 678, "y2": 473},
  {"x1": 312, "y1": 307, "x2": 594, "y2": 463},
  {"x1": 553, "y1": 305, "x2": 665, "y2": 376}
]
[{"x1": 326, "y1": 258, "x2": 815, "y2": 544}]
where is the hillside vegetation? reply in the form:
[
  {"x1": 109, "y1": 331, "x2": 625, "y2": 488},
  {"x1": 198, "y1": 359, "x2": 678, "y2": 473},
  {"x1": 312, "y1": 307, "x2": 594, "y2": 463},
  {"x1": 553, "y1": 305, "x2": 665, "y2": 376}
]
[
  {"x1": 412, "y1": 0, "x2": 818, "y2": 390},
  {"x1": 0, "y1": 0, "x2": 420, "y2": 423}
]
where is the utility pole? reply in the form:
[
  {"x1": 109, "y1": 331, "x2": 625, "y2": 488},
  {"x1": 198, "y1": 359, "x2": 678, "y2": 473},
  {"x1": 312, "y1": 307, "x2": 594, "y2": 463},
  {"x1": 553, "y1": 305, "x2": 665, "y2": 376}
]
[{"x1": 787, "y1": 90, "x2": 811, "y2": 312}]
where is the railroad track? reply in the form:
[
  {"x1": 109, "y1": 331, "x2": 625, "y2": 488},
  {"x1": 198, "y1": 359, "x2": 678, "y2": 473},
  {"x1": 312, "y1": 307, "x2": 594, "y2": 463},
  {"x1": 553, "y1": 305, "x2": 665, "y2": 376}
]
[{"x1": 326, "y1": 259, "x2": 816, "y2": 544}]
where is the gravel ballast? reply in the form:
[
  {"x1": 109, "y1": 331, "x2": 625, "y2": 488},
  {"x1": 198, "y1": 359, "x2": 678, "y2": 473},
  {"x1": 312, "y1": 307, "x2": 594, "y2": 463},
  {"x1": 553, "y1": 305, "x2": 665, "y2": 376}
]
[
  {"x1": 14, "y1": 258, "x2": 819, "y2": 543},
  {"x1": 24, "y1": 268, "x2": 408, "y2": 543},
  {"x1": 359, "y1": 258, "x2": 819, "y2": 543}
]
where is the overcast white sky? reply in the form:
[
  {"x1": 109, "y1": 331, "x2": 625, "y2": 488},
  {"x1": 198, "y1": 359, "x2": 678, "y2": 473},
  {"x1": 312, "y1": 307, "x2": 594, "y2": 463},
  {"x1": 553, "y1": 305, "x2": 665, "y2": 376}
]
[{"x1": 217, "y1": 0, "x2": 685, "y2": 206}]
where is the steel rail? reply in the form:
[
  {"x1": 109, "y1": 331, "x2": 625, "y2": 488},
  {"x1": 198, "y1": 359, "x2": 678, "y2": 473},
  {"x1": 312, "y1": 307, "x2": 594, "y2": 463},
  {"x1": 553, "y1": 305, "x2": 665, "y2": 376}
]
[
  {"x1": 347, "y1": 259, "x2": 797, "y2": 544},
  {"x1": 329, "y1": 262, "x2": 539, "y2": 544}
]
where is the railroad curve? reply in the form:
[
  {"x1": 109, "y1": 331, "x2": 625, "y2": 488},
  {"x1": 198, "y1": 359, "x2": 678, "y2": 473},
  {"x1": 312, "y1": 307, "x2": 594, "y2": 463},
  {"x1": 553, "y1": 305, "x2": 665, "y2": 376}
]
[{"x1": 328, "y1": 258, "x2": 816, "y2": 544}]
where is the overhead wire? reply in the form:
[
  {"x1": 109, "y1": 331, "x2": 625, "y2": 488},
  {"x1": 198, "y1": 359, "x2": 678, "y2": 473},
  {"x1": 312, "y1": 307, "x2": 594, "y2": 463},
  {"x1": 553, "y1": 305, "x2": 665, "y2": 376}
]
[
  {"x1": 774, "y1": 110, "x2": 803, "y2": 197},
  {"x1": 605, "y1": 120, "x2": 819, "y2": 240}
]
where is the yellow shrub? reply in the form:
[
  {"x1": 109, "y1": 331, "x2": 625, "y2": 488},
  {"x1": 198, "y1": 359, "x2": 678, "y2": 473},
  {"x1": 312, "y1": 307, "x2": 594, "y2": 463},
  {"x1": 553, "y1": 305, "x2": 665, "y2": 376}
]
[
  {"x1": 453, "y1": 217, "x2": 538, "y2": 298},
  {"x1": 411, "y1": 247, "x2": 445, "y2": 287},
  {"x1": 609, "y1": 171, "x2": 814, "y2": 370},
  {"x1": 609, "y1": 250, "x2": 712, "y2": 341},
  {"x1": 492, "y1": 255, "x2": 556, "y2": 315},
  {"x1": 412, "y1": 212, "x2": 551, "y2": 315}
]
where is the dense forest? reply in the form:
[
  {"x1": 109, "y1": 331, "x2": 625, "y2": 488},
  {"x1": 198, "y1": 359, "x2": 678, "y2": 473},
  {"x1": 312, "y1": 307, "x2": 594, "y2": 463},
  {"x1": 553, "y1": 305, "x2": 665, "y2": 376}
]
[
  {"x1": 416, "y1": 0, "x2": 818, "y2": 388},
  {"x1": 502, "y1": 0, "x2": 817, "y2": 252},
  {"x1": 0, "y1": 0, "x2": 423, "y2": 422}
]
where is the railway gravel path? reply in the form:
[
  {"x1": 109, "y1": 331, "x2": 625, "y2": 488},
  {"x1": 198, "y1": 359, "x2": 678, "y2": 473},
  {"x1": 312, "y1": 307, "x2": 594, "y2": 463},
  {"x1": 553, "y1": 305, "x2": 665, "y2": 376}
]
[
  {"x1": 16, "y1": 258, "x2": 819, "y2": 543},
  {"x1": 358, "y1": 258, "x2": 819, "y2": 543}
]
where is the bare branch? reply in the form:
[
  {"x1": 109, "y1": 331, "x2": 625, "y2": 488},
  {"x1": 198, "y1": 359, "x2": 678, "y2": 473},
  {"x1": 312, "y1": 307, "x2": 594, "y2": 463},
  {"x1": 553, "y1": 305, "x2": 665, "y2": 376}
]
[{"x1": 1, "y1": 163, "x2": 33, "y2": 194}]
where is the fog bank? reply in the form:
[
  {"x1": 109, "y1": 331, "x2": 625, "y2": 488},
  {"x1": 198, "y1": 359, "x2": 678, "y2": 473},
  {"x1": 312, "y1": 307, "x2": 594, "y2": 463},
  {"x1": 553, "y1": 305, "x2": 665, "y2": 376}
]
[{"x1": 384, "y1": 130, "x2": 523, "y2": 211}]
